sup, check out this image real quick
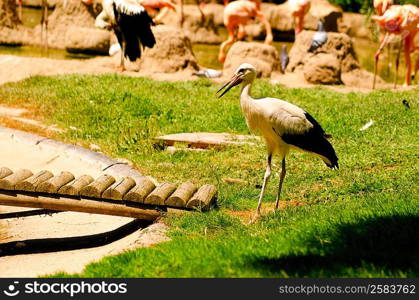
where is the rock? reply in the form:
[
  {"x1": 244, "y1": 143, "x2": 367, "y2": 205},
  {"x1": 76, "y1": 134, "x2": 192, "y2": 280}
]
[
  {"x1": 223, "y1": 42, "x2": 279, "y2": 78},
  {"x1": 338, "y1": 12, "x2": 372, "y2": 39},
  {"x1": 162, "y1": 5, "x2": 222, "y2": 44},
  {"x1": 288, "y1": 30, "x2": 359, "y2": 74},
  {"x1": 341, "y1": 68, "x2": 385, "y2": 89},
  {"x1": 202, "y1": 3, "x2": 224, "y2": 26},
  {"x1": 303, "y1": 53, "x2": 341, "y2": 84},
  {"x1": 30, "y1": 0, "x2": 102, "y2": 49},
  {"x1": 65, "y1": 26, "x2": 111, "y2": 54},
  {"x1": 22, "y1": 0, "x2": 57, "y2": 8},
  {"x1": 265, "y1": 0, "x2": 342, "y2": 39},
  {"x1": 0, "y1": 0, "x2": 21, "y2": 28},
  {"x1": 138, "y1": 25, "x2": 199, "y2": 73},
  {"x1": 305, "y1": 0, "x2": 342, "y2": 32},
  {"x1": 285, "y1": 30, "x2": 385, "y2": 86}
]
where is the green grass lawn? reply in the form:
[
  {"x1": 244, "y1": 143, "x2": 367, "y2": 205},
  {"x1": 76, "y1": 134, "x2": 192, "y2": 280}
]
[{"x1": 0, "y1": 75, "x2": 417, "y2": 277}]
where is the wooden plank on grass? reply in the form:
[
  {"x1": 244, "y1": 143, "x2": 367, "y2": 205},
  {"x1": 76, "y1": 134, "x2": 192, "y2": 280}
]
[{"x1": 154, "y1": 132, "x2": 260, "y2": 149}]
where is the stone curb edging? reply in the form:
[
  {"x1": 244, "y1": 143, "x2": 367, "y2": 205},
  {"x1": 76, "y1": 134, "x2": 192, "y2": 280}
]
[{"x1": 0, "y1": 126, "x2": 157, "y2": 185}]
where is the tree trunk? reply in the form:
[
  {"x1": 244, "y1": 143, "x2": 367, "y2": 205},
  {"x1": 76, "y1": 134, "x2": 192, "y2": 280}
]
[{"x1": 0, "y1": 0, "x2": 21, "y2": 28}]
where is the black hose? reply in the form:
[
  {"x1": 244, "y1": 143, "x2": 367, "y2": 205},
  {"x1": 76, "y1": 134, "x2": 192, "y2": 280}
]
[{"x1": 0, "y1": 218, "x2": 152, "y2": 257}]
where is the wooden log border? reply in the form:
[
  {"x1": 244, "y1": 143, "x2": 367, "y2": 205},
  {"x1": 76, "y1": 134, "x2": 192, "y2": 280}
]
[{"x1": 0, "y1": 167, "x2": 218, "y2": 216}]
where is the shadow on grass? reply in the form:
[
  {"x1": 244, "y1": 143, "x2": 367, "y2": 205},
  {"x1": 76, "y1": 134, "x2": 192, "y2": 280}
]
[{"x1": 250, "y1": 215, "x2": 419, "y2": 276}]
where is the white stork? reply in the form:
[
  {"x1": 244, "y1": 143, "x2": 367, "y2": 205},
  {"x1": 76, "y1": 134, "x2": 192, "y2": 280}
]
[
  {"x1": 95, "y1": 0, "x2": 156, "y2": 71},
  {"x1": 217, "y1": 63, "x2": 338, "y2": 222}
]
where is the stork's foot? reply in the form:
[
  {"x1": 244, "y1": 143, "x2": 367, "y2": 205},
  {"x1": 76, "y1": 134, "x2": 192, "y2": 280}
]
[
  {"x1": 248, "y1": 213, "x2": 260, "y2": 225},
  {"x1": 117, "y1": 65, "x2": 126, "y2": 72}
]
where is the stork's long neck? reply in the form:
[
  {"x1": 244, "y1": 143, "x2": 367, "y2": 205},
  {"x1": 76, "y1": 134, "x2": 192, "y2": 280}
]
[
  {"x1": 240, "y1": 82, "x2": 253, "y2": 101},
  {"x1": 240, "y1": 82, "x2": 254, "y2": 115}
]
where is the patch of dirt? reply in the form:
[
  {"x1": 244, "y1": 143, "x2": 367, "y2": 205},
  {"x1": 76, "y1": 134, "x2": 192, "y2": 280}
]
[
  {"x1": 0, "y1": 126, "x2": 170, "y2": 277},
  {"x1": 0, "y1": 104, "x2": 61, "y2": 136},
  {"x1": 0, "y1": 53, "x2": 198, "y2": 86},
  {"x1": 0, "y1": 210, "x2": 169, "y2": 277},
  {"x1": 227, "y1": 200, "x2": 305, "y2": 224}
]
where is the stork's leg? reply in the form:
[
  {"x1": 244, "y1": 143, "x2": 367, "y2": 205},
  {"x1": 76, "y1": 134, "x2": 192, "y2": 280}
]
[
  {"x1": 274, "y1": 158, "x2": 286, "y2": 210},
  {"x1": 394, "y1": 38, "x2": 402, "y2": 89},
  {"x1": 251, "y1": 154, "x2": 272, "y2": 222},
  {"x1": 373, "y1": 32, "x2": 389, "y2": 89},
  {"x1": 118, "y1": 41, "x2": 126, "y2": 72},
  {"x1": 197, "y1": 0, "x2": 205, "y2": 24}
]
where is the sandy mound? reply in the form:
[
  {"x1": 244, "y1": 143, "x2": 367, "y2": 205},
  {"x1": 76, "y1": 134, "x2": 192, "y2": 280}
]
[
  {"x1": 138, "y1": 25, "x2": 199, "y2": 73},
  {"x1": 22, "y1": 0, "x2": 57, "y2": 8},
  {"x1": 0, "y1": 0, "x2": 25, "y2": 45},
  {"x1": 263, "y1": 0, "x2": 342, "y2": 40},
  {"x1": 303, "y1": 52, "x2": 341, "y2": 84},
  {"x1": 162, "y1": 4, "x2": 222, "y2": 44},
  {"x1": 276, "y1": 30, "x2": 386, "y2": 88},
  {"x1": 0, "y1": 0, "x2": 21, "y2": 29},
  {"x1": 65, "y1": 26, "x2": 111, "y2": 55},
  {"x1": 223, "y1": 41, "x2": 279, "y2": 78},
  {"x1": 338, "y1": 12, "x2": 373, "y2": 39},
  {"x1": 30, "y1": 0, "x2": 103, "y2": 49},
  {"x1": 288, "y1": 30, "x2": 359, "y2": 73}
]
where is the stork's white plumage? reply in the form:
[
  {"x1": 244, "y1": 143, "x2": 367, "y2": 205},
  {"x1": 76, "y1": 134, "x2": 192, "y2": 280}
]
[
  {"x1": 217, "y1": 63, "x2": 338, "y2": 221},
  {"x1": 96, "y1": 0, "x2": 156, "y2": 70}
]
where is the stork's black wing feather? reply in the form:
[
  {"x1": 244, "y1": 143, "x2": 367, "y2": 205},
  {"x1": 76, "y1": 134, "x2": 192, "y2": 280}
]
[
  {"x1": 113, "y1": 2, "x2": 156, "y2": 62},
  {"x1": 282, "y1": 112, "x2": 339, "y2": 169}
]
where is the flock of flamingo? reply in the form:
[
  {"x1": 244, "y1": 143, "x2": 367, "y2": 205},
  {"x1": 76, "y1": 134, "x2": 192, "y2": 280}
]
[{"x1": 14, "y1": 0, "x2": 419, "y2": 88}]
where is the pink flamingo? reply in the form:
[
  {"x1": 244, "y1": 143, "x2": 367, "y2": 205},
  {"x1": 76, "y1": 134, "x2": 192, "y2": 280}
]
[
  {"x1": 16, "y1": 0, "x2": 23, "y2": 20},
  {"x1": 373, "y1": 0, "x2": 393, "y2": 16},
  {"x1": 218, "y1": 0, "x2": 272, "y2": 63},
  {"x1": 373, "y1": 0, "x2": 393, "y2": 77},
  {"x1": 372, "y1": 4, "x2": 419, "y2": 88},
  {"x1": 288, "y1": 0, "x2": 311, "y2": 36},
  {"x1": 138, "y1": 0, "x2": 177, "y2": 24}
]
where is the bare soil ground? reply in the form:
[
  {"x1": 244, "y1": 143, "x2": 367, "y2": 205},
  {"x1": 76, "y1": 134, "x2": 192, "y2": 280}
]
[
  {"x1": 2, "y1": 54, "x2": 416, "y2": 92},
  {"x1": 0, "y1": 110, "x2": 169, "y2": 277}
]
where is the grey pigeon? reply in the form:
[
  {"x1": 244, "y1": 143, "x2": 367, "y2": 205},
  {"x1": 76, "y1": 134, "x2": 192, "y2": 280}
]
[
  {"x1": 308, "y1": 21, "x2": 328, "y2": 53},
  {"x1": 280, "y1": 44, "x2": 289, "y2": 73},
  {"x1": 193, "y1": 69, "x2": 223, "y2": 78}
]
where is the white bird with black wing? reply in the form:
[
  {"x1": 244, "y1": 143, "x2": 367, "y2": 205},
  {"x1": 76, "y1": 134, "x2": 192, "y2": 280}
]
[
  {"x1": 96, "y1": 0, "x2": 156, "y2": 71},
  {"x1": 217, "y1": 63, "x2": 338, "y2": 222}
]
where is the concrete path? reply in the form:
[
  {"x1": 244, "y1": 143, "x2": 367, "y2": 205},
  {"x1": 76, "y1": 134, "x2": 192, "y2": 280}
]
[{"x1": 0, "y1": 126, "x2": 168, "y2": 277}]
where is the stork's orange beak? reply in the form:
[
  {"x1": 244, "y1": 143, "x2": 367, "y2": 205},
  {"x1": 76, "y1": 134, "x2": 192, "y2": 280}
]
[{"x1": 216, "y1": 73, "x2": 243, "y2": 98}]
